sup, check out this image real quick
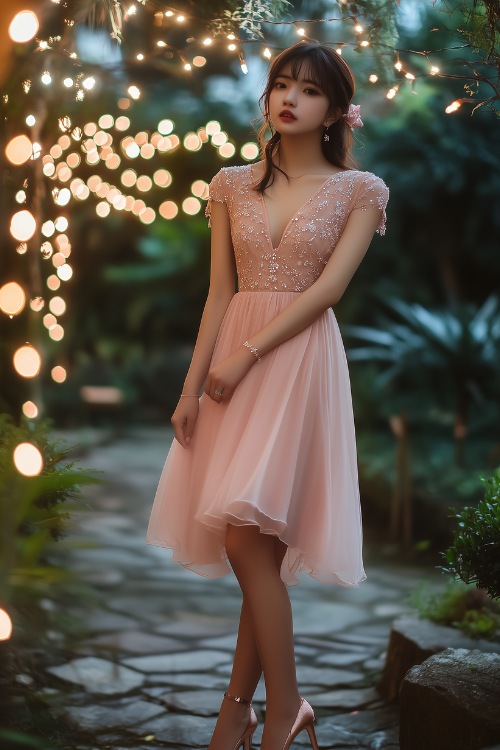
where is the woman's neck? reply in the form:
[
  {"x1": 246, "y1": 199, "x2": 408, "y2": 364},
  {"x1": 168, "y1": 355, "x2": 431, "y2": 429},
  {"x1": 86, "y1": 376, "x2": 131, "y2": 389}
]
[{"x1": 275, "y1": 135, "x2": 331, "y2": 176}]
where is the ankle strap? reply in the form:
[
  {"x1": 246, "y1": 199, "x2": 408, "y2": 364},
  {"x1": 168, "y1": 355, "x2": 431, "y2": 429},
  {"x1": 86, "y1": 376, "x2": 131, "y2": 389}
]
[{"x1": 224, "y1": 691, "x2": 252, "y2": 706}]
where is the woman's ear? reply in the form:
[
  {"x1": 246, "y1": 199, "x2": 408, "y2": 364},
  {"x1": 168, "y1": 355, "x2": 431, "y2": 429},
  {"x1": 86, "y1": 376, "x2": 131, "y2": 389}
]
[{"x1": 324, "y1": 107, "x2": 342, "y2": 128}]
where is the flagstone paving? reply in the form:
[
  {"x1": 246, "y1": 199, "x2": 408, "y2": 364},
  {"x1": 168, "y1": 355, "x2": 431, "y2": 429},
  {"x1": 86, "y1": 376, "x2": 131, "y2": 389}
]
[{"x1": 45, "y1": 426, "x2": 444, "y2": 750}]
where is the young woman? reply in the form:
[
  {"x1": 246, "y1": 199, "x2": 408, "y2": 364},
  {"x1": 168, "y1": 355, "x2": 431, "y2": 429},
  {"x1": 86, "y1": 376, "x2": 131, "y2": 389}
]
[{"x1": 147, "y1": 40, "x2": 389, "y2": 750}]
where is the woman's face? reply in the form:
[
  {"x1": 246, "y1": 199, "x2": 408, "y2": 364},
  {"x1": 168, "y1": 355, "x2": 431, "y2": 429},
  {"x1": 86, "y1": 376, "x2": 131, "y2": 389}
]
[{"x1": 268, "y1": 60, "x2": 335, "y2": 137}]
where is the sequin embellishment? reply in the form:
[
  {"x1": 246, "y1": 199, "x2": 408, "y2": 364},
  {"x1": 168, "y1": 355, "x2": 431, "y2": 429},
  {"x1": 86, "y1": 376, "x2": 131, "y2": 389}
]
[{"x1": 205, "y1": 165, "x2": 389, "y2": 292}]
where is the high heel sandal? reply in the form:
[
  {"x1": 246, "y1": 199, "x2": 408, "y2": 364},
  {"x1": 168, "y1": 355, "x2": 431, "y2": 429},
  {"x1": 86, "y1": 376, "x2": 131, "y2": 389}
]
[
  {"x1": 223, "y1": 691, "x2": 258, "y2": 750},
  {"x1": 282, "y1": 697, "x2": 319, "y2": 750}
]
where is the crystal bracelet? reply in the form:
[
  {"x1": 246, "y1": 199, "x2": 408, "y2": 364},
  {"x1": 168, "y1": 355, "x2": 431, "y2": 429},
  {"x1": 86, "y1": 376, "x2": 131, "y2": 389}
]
[{"x1": 243, "y1": 340, "x2": 261, "y2": 362}]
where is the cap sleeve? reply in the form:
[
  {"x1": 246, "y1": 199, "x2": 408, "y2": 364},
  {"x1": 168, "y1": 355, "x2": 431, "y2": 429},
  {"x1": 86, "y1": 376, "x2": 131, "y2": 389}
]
[
  {"x1": 351, "y1": 173, "x2": 389, "y2": 235},
  {"x1": 204, "y1": 168, "x2": 227, "y2": 228}
]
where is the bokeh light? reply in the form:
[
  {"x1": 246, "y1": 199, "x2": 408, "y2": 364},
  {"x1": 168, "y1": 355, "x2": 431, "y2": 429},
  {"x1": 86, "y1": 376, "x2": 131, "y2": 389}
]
[
  {"x1": 13, "y1": 345, "x2": 41, "y2": 377},
  {"x1": 51, "y1": 366, "x2": 67, "y2": 383},
  {"x1": 0, "y1": 609, "x2": 13, "y2": 641},
  {"x1": 182, "y1": 197, "x2": 201, "y2": 215},
  {"x1": 159, "y1": 201, "x2": 178, "y2": 219},
  {"x1": 0, "y1": 282, "x2": 26, "y2": 316},
  {"x1": 9, "y1": 11, "x2": 39, "y2": 43},
  {"x1": 10, "y1": 210, "x2": 36, "y2": 242},
  {"x1": 241, "y1": 142, "x2": 259, "y2": 160},
  {"x1": 13, "y1": 442, "x2": 43, "y2": 477},
  {"x1": 22, "y1": 401, "x2": 38, "y2": 419},
  {"x1": 158, "y1": 119, "x2": 174, "y2": 135},
  {"x1": 5, "y1": 135, "x2": 32, "y2": 165}
]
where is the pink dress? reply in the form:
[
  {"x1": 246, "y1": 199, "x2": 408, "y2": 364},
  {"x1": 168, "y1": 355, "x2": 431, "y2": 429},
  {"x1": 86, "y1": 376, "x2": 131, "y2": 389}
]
[{"x1": 146, "y1": 164, "x2": 389, "y2": 586}]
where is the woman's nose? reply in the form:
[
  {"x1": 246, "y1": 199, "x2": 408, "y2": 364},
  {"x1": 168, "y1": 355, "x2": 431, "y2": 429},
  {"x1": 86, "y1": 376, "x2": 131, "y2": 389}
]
[{"x1": 283, "y1": 87, "x2": 297, "y2": 106}]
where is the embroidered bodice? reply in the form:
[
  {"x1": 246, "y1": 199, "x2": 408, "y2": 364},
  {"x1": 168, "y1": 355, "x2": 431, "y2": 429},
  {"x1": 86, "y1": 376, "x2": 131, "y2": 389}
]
[{"x1": 205, "y1": 164, "x2": 389, "y2": 292}]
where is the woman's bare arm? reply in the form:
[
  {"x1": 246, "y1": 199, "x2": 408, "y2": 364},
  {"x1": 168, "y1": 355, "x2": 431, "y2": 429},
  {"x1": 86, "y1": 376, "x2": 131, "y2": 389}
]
[
  {"x1": 181, "y1": 200, "x2": 236, "y2": 395},
  {"x1": 171, "y1": 200, "x2": 235, "y2": 446}
]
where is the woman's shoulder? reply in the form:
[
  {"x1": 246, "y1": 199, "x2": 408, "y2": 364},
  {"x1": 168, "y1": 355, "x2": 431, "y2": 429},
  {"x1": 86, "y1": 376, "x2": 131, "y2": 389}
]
[{"x1": 347, "y1": 169, "x2": 389, "y2": 194}]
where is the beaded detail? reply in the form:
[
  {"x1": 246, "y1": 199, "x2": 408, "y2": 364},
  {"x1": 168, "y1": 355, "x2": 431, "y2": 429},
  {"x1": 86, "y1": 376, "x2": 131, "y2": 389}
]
[{"x1": 205, "y1": 164, "x2": 389, "y2": 293}]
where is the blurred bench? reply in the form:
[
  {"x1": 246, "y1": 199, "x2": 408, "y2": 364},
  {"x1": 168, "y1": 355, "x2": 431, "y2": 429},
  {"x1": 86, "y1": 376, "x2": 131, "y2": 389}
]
[{"x1": 80, "y1": 385, "x2": 125, "y2": 431}]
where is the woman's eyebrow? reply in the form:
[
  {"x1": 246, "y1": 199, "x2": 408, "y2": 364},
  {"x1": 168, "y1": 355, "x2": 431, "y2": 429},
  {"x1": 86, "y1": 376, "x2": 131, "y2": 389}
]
[{"x1": 275, "y1": 73, "x2": 321, "y2": 86}]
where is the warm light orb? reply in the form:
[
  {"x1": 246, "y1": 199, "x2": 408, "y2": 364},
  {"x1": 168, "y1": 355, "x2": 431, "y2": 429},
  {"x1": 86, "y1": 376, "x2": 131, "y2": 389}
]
[
  {"x1": 159, "y1": 200, "x2": 178, "y2": 219},
  {"x1": 219, "y1": 142, "x2": 236, "y2": 159},
  {"x1": 9, "y1": 11, "x2": 39, "y2": 43},
  {"x1": 182, "y1": 197, "x2": 201, "y2": 215},
  {"x1": 10, "y1": 210, "x2": 36, "y2": 242},
  {"x1": 0, "y1": 609, "x2": 13, "y2": 641},
  {"x1": 13, "y1": 344, "x2": 41, "y2": 377},
  {"x1": 206, "y1": 120, "x2": 221, "y2": 136},
  {"x1": 139, "y1": 207, "x2": 156, "y2": 224},
  {"x1": 49, "y1": 324, "x2": 64, "y2": 341},
  {"x1": 16, "y1": 190, "x2": 27, "y2": 204},
  {"x1": 0, "y1": 282, "x2": 26, "y2": 316},
  {"x1": 30, "y1": 296, "x2": 44, "y2": 312},
  {"x1": 184, "y1": 133, "x2": 202, "y2": 152},
  {"x1": 128, "y1": 85, "x2": 141, "y2": 100},
  {"x1": 136, "y1": 175, "x2": 153, "y2": 192},
  {"x1": 193, "y1": 56, "x2": 206, "y2": 67},
  {"x1": 54, "y1": 188, "x2": 71, "y2": 206},
  {"x1": 115, "y1": 116, "x2": 130, "y2": 131},
  {"x1": 57, "y1": 264, "x2": 73, "y2": 281},
  {"x1": 51, "y1": 365, "x2": 67, "y2": 382},
  {"x1": 369, "y1": 74, "x2": 378, "y2": 83},
  {"x1": 41, "y1": 220, "x2": 55, "y2": 238},
  {"x1": 5, "y1": 134, "x2": 33, "y2": 165},
  {"x1": 47, "y1": 275, "x2": 60, "y2": 290},
  {"x1": 22, "y1": 401, "x2": 38, "y2": 419},
  {"x1": 49, "y1": 296, "x2": 66, "y2": 316},
  {"x1": 13, "y1": 442, "x2": 43, "y2": 477},
  {"x1": 191, "y1": 179, "x2": 208, "y2": 198},
  {"x1": 445, "y1": 100, "x2": 462, "y2": 114},
  {"x1": 241, "y1": 142, "x2": 259, "y2": 161},
  {"x1": 153, "y1": 169, "x2": 171, "y2": 187},
  {"x1": 55, "y1": 216, "x2": 69, "y2": 232},
  {"x1": 158, "y1": 119, "x2": 174, "y2": 135}
]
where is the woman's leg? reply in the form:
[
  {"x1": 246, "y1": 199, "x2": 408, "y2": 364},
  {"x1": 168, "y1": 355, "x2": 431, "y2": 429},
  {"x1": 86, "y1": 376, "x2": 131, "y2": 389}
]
[{"x1": 225, "y1": 525, "x2": 301, "y2": 750}]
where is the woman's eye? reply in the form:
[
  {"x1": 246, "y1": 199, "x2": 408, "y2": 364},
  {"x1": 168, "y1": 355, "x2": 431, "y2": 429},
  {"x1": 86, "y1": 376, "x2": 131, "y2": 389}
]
[{"x1": 305, "y1": 88, "x2": 319, "y2": 95}]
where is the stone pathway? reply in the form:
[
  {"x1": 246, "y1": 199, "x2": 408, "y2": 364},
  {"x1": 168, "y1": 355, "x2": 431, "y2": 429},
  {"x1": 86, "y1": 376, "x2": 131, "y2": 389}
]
[{"x1": 44, "y1": 427, "x2": 443, "y2": 750}]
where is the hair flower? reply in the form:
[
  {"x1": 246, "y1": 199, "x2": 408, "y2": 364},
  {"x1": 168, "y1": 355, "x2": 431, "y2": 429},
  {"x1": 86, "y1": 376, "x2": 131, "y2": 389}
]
[{"x1": 343, "y1": 104, "x2": 363, "y2": 128}]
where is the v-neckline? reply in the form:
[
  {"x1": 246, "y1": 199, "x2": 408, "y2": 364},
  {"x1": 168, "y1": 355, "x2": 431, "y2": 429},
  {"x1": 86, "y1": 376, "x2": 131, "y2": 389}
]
[{"x1": 250, "y1": 165, "x2": 351, "y2": 252}]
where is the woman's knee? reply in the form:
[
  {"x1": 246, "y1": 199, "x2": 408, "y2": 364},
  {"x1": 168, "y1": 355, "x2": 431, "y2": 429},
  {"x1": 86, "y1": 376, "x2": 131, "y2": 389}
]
[{"x1": 225, "y1": 524, "x2": 275, "y2": 575}]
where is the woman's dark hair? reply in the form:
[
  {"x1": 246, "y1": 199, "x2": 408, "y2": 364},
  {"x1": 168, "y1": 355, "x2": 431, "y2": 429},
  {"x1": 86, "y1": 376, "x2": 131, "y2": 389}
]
[{"x1": 253, "y1": 40, "x2": 356, "y2": 194}]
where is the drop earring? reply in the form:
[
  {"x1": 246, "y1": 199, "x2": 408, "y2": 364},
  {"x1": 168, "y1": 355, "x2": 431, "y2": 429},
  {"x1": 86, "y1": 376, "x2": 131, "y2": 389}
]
[{"x1": 323, "y1": 125, "x2": 330, "y2": 142}]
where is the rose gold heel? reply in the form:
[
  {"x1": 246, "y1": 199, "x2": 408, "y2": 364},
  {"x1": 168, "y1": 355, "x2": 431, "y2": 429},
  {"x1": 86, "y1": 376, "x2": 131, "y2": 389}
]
[
  {"x1": 223, "y1": 691, "x2": 258, "y2": 750},
  {"x1": 282, "y1": 697, "x2": 320, "y2": 750}
]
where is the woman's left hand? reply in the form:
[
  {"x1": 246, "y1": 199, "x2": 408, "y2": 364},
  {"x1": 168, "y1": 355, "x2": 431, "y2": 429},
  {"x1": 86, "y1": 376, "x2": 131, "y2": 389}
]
[{"x1": 205, "y1": 345, "x2": 256, "y2": 403}]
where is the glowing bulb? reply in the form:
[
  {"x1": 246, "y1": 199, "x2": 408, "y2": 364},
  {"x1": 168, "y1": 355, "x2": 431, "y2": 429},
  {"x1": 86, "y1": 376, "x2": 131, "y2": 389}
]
[
  {"x1": 430, "y1": 65, "x2": 440, "y2": 75},
  {"x1": 445, "y1": 100, "x2": 462, "y2": 114},
  {"x1": 5, "y1": 135, "x2": 33, "y2": 165},
  {"x1": 296, "y1": 27, "x2": 305, "y2": 36},
  {"x1": 165, "y1": 10, "x2": 174, "y2": 16},
  {"x1": 22, "y1": 401, "x2": 38, "y2": 419},
  {"x1": 41, "y1": 71, "x2": 52, "y2": 85},
  {"x1": 136, "y1": 53, "x2": 144, "y2": 60},
  {"x1": 128, "y1": 85, "x2": 140, "y2": 99},
  {"x1": 263, "y1": 48, "x2": 272, "y2": 59},
  {"x1": 228, "y1": 44, "x2": 236, "y2": 51},
  {"x1": 354, "y1": 23, "x2": 363, "y2": 33},
  {"x1": 0, "y1": 282, "x2": 26, "y2": 316},
  {"x1": 227, "y1": 33, "x2": 236, "y2": 41},
  {"x1": 63, "y1": 77, "x2": 73, "y2": 87},
  {"x1": 176, "y1": 15, "x2": 185, "y2": 22},
  {"x1": 360, "y1": 40, "x2": 370, "y2": 47},
  {"x1": 13, "y1": 442, "x2": 43, "y2": 476},
  {"x1": 9, "y1": 11, "x2": 39, "y2": 43},
  {"x1": 184, "y1": 63, "x2": 192, "y2": 71},
  {"x1": 369, "y1": 74, "x2": 378, "y2": 83},
  {"x1": 405, "y1": 72, "x2": 415, "y2": 80},
  {"x1": 203, "y1": 38, "x2": 212, "y2": 46},
  {"x1": 13, "y1": 345, "x2": 41, "y2": 377},
  {"x1": 82, "y1": 76, "x2": 95, "y2": 90},
  {"x1": 395, "y1": 61, "x2": 403, "y2": 71},
  {"x1": 157, "y1": 40, "x2": 166, "y2": 47},
  {"x1": 10, "y1": 210, "x2": 36, "y2": 242},
  {"x1": 26, "y1": 115, "x2": 36, "y2": 126},
  {"x1": 0, "y1": 609, "x2": 13, "y2": 641},
  {"x1": 386, "y1": 87, "x2": 397, "y2": 99}
]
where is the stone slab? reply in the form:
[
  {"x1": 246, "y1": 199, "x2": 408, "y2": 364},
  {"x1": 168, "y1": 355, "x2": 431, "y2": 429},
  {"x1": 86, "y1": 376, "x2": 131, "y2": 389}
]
[
  {"x1": 122, "y1": 649, "x2": 230, "y2": 673},
  {"x1": 64, "y1": 699, "x2": 164, "y2": 730},
  {"x1": 47, "y1": 656, "x2": 144, "y2": 694}
]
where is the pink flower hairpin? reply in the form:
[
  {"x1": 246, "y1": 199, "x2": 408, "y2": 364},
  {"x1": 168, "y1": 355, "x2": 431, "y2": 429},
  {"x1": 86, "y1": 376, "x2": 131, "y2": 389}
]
[{"x1": 343, "y1": 104, "x2": 363, "y2": 128}]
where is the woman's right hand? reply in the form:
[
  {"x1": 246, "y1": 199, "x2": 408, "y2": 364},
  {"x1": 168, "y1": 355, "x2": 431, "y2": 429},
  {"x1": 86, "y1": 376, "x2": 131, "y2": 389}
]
[{"x1": 171, "y1": 396, "x2": 200, "y2": 448}]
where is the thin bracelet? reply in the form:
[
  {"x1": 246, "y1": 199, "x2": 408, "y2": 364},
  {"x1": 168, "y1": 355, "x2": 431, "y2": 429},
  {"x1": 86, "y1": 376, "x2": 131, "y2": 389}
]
[
  {"x1": 180, "y1": 394, "x2": 199, "y2": 398},
  {"x1": 243, "y1": 340, "x2": 261, "y2": 362}
]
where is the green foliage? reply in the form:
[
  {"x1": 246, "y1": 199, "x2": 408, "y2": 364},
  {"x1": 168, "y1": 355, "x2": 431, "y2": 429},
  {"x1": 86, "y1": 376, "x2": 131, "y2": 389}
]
[
  {"x1": 0, "y1": 414, "x2": 99, "y2": 608},
  {"x1": 408, "y1": 578, "x2": 500, "y2": 640},
  {"x1": 441, "y1": 468, "x2": 500, "y2": 599}
]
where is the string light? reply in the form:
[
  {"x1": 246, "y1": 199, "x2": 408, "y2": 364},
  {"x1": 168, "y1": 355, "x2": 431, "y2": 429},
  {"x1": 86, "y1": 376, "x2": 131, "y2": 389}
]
[{"x1": 445, "y1": 100, "x2": 462, "y2": 114}]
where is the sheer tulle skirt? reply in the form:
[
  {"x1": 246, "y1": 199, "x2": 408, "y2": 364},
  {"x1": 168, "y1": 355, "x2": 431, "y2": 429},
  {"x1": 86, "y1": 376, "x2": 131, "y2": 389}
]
[{"x1": 146, "y1": 291, "x2": 366, "y2": 587}]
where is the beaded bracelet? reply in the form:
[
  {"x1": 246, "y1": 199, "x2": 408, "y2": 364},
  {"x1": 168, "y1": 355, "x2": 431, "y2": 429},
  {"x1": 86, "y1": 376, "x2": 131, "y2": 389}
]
[{"x1": 243, "y1": 340, "x2": 261, "y2": 362}]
